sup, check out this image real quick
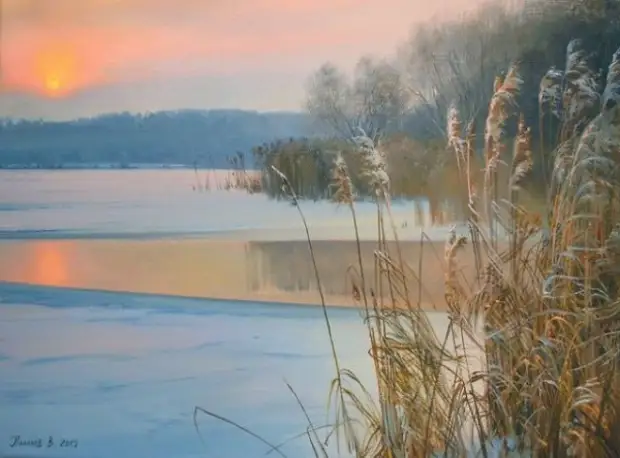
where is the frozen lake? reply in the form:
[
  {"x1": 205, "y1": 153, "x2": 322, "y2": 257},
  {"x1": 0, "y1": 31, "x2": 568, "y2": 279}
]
[
  {"x1": 0, "y1": 169, "x2": 463, "y2": 240},
  {"x1": 0, "y1": 170, "x2": 465, "y2": 458},
  {"x1": 0, "y1": 283, "x2": 376, "y2": 458}
]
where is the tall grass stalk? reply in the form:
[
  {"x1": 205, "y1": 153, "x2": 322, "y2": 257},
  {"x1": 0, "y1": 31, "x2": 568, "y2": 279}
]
[
  {"x1": 194, "y1": 39, "x2": 620, "y2": 458},
  {"x1": 308, "y1": 40, "x2": 620, "y2": 457},
  {"x1": 270, "y1": 164, "x2": 362, "y2": 455}
]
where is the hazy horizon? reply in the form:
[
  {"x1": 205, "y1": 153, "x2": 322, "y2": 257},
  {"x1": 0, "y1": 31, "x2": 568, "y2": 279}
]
[{"x1": 1, "y1": 0, "x2": 487, "y2": 121}]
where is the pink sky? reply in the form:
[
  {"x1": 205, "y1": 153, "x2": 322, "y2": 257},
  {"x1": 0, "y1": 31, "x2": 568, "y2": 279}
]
[{"x1": 1, "y1": 0, "x2": 483, "y2": 120}]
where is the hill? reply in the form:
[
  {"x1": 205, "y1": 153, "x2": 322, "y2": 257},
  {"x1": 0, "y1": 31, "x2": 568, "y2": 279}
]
[{"x1": 0, "y1": 109, "x2": 315, "y2": 169}]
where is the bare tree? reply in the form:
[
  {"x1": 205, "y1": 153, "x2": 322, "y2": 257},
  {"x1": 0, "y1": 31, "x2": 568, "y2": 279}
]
[
  {"x1": 397, "y1": 2, "x2": 518, "y2": 135},
  {"x1": 305, "y1": 63, "x2": 356, "y2": 139},
  {"x1": 306, "y1": 58, "x2": 409, "y2": 141},
  {"x1": 351, "y1": 56, "x2": 410, "y2": 139}
]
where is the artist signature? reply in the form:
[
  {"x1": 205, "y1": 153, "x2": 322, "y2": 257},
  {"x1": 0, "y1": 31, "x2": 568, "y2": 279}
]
[{"x1": 8, "y1": 435, "x2": 79, "y2": 449}]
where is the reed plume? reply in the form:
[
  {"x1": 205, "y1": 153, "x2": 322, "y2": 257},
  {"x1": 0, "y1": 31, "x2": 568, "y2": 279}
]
[
  {"x1": 539, "y1": 67, "x2": 564, "y2": 119},
  {"x1": 510, "y1": 113, "x2": 533, "y2": 191},
  {"x1": 352, "y1": 129, "x2": 390, "y2": 198},
  {"x1": 331, "y1": 153, "x2": 355, "y2": 205},
  {"x1": 562, "y1": 39, "x2": 601, "y2": 137},
  {"x1": 485, "y1": 65, "x2": 522, "y2": 168},
  {"x1": 448, "y1": 103, "x2": 466, "y2": 173}
]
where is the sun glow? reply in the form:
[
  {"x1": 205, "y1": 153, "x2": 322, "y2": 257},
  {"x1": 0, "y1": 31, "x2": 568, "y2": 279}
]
[
  {"x1": 36, "y1": 47, "x2": 79, "y2": 97},
  {"x1": 31, "y1": 242, "x2": 71, "y2": 287},
  {"x1": 45, "y1": 75, "x2": 62, "y2": 94}
]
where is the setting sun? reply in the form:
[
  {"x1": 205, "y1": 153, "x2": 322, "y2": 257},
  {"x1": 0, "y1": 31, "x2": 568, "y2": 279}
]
[
  {"x1": 45, "y1": 75, "x2": 62, "y2": 95},
  {"x1": 35, "y1": 46, "x2": 79, "y2": 97}
]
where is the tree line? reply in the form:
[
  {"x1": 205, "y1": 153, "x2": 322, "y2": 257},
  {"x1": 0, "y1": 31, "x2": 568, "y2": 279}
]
[
  {"x1": 255, "y1": 0, "x2": 620, "y2": 200},
  {"x1": 0, "y1": 110, "x2": 313, "y2": 169}
]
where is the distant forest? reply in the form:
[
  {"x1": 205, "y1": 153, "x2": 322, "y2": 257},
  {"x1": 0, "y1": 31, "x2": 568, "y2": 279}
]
[{"x1": 0, "y1": 110, "x2": 315, "y2": 169}]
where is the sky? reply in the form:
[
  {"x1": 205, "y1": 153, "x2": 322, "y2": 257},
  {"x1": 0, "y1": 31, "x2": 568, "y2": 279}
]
[{"x1": 0, "y1": 0, "x2": 484, "y2": 120}]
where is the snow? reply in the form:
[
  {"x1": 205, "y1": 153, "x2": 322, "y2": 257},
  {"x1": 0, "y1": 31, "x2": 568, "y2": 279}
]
[
  {"x1": 0, "y1": 283, "x2": 374, "y2": 458},
  {"x1": 0, "y1": 169, "x2": 463, "y2": 241}
]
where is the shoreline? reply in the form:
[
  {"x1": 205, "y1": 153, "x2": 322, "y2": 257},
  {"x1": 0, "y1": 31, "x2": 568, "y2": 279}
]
[
  {"x1": 0, "y1": 280, "x2": 362, "y2": 312},
  {"x1": 0, "y1": 223, "x2": 472, "y2": 243},
  {"x1": 0, "y1": 280, "x2": 452, "y2": 313}
]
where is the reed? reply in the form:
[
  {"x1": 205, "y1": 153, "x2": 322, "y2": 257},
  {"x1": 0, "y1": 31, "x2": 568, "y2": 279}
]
[
  {"x1": 194, "y1": 39, "x2": 620, "y2": 458},
  {"x1": 310, "y1": 39, "x2": 620, "y2": 457}
]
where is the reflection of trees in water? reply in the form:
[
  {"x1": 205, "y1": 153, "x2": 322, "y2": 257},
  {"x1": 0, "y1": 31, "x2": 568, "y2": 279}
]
[
  {"x1": 246, "y1": 241, "x2": 446, "y2": 299},
  {"x1": 429, "y1": 197, "x2": 445, "y2": 226},
  {"x1": 247, "y1": 242, "x2": 317, "y2": 294},
  {"x1": 411, "y1": 196, "x2": 466, "y2": 228},
  {"x1": 246, "y1": 201, "x2": 468, "y2": 296}
]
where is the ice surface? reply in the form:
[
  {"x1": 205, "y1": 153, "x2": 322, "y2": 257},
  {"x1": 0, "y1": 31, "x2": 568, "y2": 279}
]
[
  {"x1": 0, "y1": 170, "x2": 470, "y2": 457},
  {"x1": 0, "y1": 283, "x2": 376, "y2": 458},
  {"x1": 0, "y1": 170, "x2": 462, "y2": 241}
]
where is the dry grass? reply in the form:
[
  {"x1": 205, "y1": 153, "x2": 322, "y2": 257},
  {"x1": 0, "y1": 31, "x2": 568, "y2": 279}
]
[
  {"x1": 194, "y1": 40, "x2": 620, "y2": 458},
  {"x1": 296, "y1": 40, "x2": 620, "y2": 458}
]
